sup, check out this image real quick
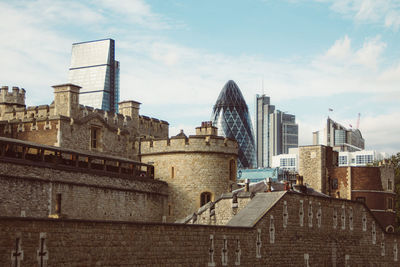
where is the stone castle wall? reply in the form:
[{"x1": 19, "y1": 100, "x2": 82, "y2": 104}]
[
  {"x1": 299, "y1": 145, "x2": 327, "y2": 192},
  {"x1": 0, "y1": 192, "x2": 398, "y2": 266},
  {"x1": 141, "y1": 135, "x2": 238, "y2": 222},
  {"x1": 0, "y1": 158, "x2": 168, "y2": 222},
  {"x1": 184, "y1": 192, "x2": 252, "y2": 225},
  {"x1": 0, "y1": 85, "x2": 169, "y2": 160}
]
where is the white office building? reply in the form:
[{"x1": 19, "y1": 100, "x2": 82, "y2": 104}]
[{"x1": 272, "y1": 149, "x2": 387, "y2": 171}]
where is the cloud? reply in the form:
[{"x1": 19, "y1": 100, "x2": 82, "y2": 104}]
[
  {"x1": 320, "y1": 35, "x2": 386, "y2": 68},
  {"x1": 0, "y1": 0, "x2": 399, "y2": 154},
  {"x1": 318, "y1": 0, "x2": 400, "y2": 30},
  {"x1": 97, "y1": 0, "x2": 179, "y2": 30}
]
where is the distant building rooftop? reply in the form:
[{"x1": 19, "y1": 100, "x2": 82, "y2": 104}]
[{"x1": 237, "y1": 168, "x2": 279, "y2": 183}]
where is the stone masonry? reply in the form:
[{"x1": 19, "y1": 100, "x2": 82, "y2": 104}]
[
  {"x1": 300, "y1": 144, "x2": 396, "y2": 231},
  {"x1": 0, "y1": 84, "x2": 169, "y2": 161},
  {"x1": 141, "y1": 123, "x2": 238, "y2": 222},
  {"x1": 0, "y1": 191, "x2": 399, "y2": 266},
  {"x1": 0, "y1": 137, "x2": 168, "y2": 222}
]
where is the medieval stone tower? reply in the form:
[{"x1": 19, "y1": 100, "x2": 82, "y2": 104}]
[
  {"x1": 0, "y1": 86, "x2": 26, "y2": 116},
  {"x1": 140, "y1": 122, "x2": 238, "y2": 222}
]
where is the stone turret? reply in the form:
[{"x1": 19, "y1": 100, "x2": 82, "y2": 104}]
[
  {"x1": 0, "y1": 86, "x2": 26, "y2": 116},
  {"x1": 195, "y1": 121, "x2": 218, "y2": 136},
  {"x1": 52, "y1": 84, "x2": 80, "y2": 118},
  {"x1": 119, "y1": 100, "x2": 141, "y2": 126},
  {"x1": 141, "y1": 123, "x2": 238, "y2": 222}
]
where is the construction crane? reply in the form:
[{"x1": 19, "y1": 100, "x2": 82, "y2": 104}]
[{"x1": 356, "y1": 113, "x2": 361, "y2": 129}]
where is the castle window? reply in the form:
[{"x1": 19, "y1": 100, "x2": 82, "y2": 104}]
[
  {"x1": 55, "y1": 193, "x2": 62, "y2": 214},
  {"x1": 90, "y1": 126, "x2": 101, "y2": 149},
  {"x1": 388, "y1": 180, "x2": 393, "y2": 190},
  {"x1": 168, "y1": 204, "x2": 172, "y2": 216},
  {"x1": 388, "y1": 197, "x2": 394, "y2": 210},
  {"x1": 200, "y1": 192, "x2": 212, "y2": 207},
  {"x1": 171, "y1": 166, "x2": 175, "y2": 178},
  {"x1": 356, "y1": 197, "x2": 366, "y2": 203},
  {"x1": 229, "y1": 159, "x2": 236, "y2": 181},
  {"x1": 332, "y1": 178, "x2": 338, "y2": 190}
]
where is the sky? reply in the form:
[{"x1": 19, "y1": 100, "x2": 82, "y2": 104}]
[{"x1": 0, "y1": 0, "x2": 399, "y2": 154}]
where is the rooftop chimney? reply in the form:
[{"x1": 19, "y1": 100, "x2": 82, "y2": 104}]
[
  {"x1": 267, "y1": 178, "x2": 272, "y2": 192},
  {"x1": 245, "y1": 179, "x2": 250, "y2": 192}
]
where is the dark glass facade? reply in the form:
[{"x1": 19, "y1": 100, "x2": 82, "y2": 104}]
[{"x1": 211, "y1": 80, "x2": 256, "y2": 168}]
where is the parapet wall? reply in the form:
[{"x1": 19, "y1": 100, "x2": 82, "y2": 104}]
[
  {"x1": 0, "y1": 139, "x2": 168, "y2": 222},
  {"x1": 0, "y1": 86, "x2": 25, "y2": 106},
  {"x1": 141, "y1": 135, "x2": 238, "y2": 155},
  {"x1": 0, "y1": 85, "x2": 169, "y2": 141},
  {"x1": 0, "y1": 192, "x2": 398, "y2": 266}
]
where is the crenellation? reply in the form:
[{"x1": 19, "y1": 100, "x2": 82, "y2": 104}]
[
  {"x1": 141, "y1": 135, "x2": 237, "y2": 155},
  {"x1": 0, "y1": 85, "x2": 168, "y2": 159}
]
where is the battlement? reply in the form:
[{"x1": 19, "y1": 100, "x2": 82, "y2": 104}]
[
  {"x1": 140, "y1": 135, "x2": 238, "y2": 155},
  {"x1": 0, "y1": 86, "x2": 26, "y2": 106}
]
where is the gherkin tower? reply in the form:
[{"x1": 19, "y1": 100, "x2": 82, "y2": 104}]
[{"x1": 211, "y1": 80, "x2": 256, "y2": 168}]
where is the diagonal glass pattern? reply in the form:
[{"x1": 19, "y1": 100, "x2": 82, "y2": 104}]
[{"x1": 211, "y1": 80, "x2": 256, "y2": 168}]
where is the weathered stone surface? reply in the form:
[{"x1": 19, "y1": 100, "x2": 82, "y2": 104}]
[
  {"x1": 0, "y1": 159, "x2": 168, "y2": 222},
  {"x1": 141, "y1": 135, "x2": 238, "y2": 222},
  {"x1": 0, "y1": 192, "x2": 398, "y2": 266}
]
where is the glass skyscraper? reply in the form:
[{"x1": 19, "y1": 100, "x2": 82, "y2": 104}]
[
  {"x1": 256, "y1": 94, "x2": 298, "y2": 168},
  {"x1": 68, "y1": 39, "x2": 120, "y2": 112},
  {"x1": 211, "y1": 80, "x2": 256, "y2": 168}
]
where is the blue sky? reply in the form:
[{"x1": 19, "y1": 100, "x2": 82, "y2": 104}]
[{"x1": 1, "y1": 0, "x2": 400, "y2": 154}]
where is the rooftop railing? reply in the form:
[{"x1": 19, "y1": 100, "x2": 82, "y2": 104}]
[{"x1": 0, "y1": 137, "x2": 154, "y2": 179}]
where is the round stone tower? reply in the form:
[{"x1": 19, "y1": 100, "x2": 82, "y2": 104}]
[{"x1": 140, "y1": 121, "x2": 238, "y2": 222}]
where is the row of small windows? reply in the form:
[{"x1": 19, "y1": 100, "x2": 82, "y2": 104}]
[
  {"x1": 339, "y1": 155, "x2": 374, "y2": 165},
  {"x1": 280, "y1": 158, "x2": 296, "y2": 167},
  {"x1": 356, "y1": 155, "x2": 373, "y2": 165}
]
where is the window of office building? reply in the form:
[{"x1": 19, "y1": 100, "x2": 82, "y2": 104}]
[
  {"x1": 280, "y1": 158, "x2": 296, "y2": 168},
  {"x1": 356, "y1": 155, "x2": 374, "y2": 165},
  {"x1": 339, "y1": 156, "x2": 347, "y2": 165}
]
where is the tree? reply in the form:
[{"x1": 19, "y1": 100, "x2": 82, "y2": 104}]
[{"x1": 390, "y1": 153, "x2": 400, "y2": 232}]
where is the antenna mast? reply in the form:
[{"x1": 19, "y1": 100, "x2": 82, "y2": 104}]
[{"x1": 356, "y1": 113, "x2": 361, "y2": 129}]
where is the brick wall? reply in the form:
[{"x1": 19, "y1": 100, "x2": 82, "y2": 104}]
[
  {"x1": 351, "y1": 167, "x2": 382, "y2": 190},
  {"x1": 331, "y1": 167, "x2": 351, "y2": 199}
]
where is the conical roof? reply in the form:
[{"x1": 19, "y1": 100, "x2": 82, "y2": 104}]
[
  {"x1": 213, "y1": 80, "x2": 248, "y2": 110},
  {"x1": 211, "y1": 80, "x2": 256, "y2": 168}
]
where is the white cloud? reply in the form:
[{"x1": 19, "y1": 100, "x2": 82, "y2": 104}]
[
  {"x1": 0, "y1": 0, "x2": 399, "y2": 154},
  {"x1": 97, "y1": 0, "x2": 178, "y2": 29},
  {"x1": 319, "y1": 0, "x2": 400, "y2": 30}
]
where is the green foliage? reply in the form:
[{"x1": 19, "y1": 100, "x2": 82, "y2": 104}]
[{"x1": 390, "y1": 153, "x2": 400, "y2": 232}]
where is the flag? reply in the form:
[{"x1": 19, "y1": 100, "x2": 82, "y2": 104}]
[
  {"x1": 328, "y1": 108, "x2": 333, "y2": 112},
  {"x1": 349, "y1": 124, "x2": 352, "y2": 128}
]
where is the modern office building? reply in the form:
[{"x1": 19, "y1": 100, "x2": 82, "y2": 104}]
[
  {"x1": 211, "y1": 80, "x2": 256, "y2": 168},
  {"x1": 68, "y1": 39, "x2": 120, "y2": 112},
  {"x1": 271, "y1": 148, "x2": 299, "y2": 171},
  {"x1": 271, "y1": 148, "x2": 386, "y2": 171},
  {"x1": 313, "y1": 117, "x2": 365, "y2": 152},
  {"x1": 338, "y1": 150, "x2": 387, "y2": 166},
  {"x1": 255, "y1": 94, "x2": 298, "y2": 168}
]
